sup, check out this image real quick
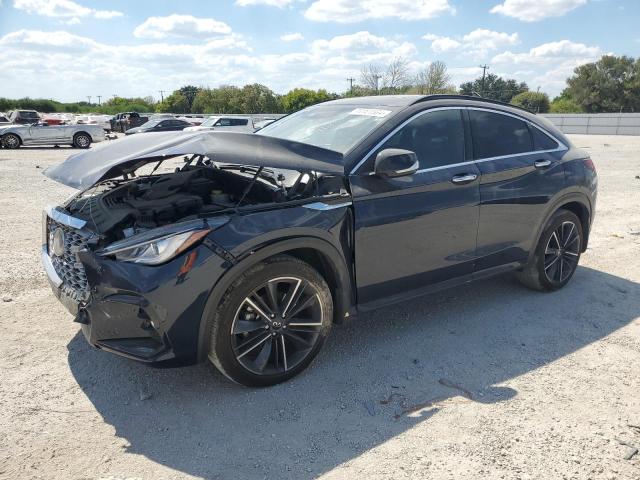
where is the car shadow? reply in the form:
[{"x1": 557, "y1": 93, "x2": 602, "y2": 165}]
[{"x1": 67, "y1": 266, "x2": 639, "y2": 479}]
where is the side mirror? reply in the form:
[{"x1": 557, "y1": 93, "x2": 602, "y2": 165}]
[{"x1": 374, "y1": 149, "x2": 419, "y2": 178}]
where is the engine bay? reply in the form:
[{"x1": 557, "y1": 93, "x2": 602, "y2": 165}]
[{"x1": 65, "y1": 159, "x2": 345, "y2": 244}]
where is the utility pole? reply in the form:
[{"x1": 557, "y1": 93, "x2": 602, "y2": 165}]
[
  {"x1": 158, "y1": 90, "x2": 165, "y2": 102},
  {"x1": 87, "y1": 95, "x2": 92, "y2": 105},
  {"x1": 373, "y1": 74, "x2": 382, "y2": 95},
  {"x1": 479, "y1": 64, "x2": 490, "y2": 97},
  {"x1": 346, "y1": 77, "x2": 355, "y2": 94},
  {"x1": 97, "y1": 95, "x2": 102, "y2": 105}
]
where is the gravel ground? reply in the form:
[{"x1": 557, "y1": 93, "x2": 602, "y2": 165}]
[{"x1": 0, "y1": 135, "x2": 639, "y2": 480}]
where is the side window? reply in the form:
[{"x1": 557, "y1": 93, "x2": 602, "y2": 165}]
[
  {"x1": 376, "y1": 109, "x2": 465, "y2": 170},
  {"x1": 217, "y1": 118, "x2": 232, "y2": 126},
  {"x1": 157, "y1": 121, "x2": 168, "y2": 127},
  {"x1": 469, "y1": 110, "x2": 533, "y2": 159},
  {"x1": 530, "y1": 126, "x2": 559, "y2": 151},
  {"x1": 231, "y1": 119, "x2": 248, "y2": 126}
]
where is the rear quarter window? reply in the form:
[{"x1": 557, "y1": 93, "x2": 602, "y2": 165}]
[
  {"x1": 530, "y1": 125, "x2": 559, "y2": 151},
  {"x1": 469, "y1": 110, "x2": 533, "y2": 159}
]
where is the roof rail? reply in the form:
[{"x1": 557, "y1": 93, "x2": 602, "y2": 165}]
[{"x1": 413, "y1": 94, "x2": 533, "y2": 114}]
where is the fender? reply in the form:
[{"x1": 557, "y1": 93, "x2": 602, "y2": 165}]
[
  {"x1": 526, "y1": 190, "x2": 593, "y2": 264},
  {"x1": 196, "y1": 236, "x2": 354, "y2": 362}
]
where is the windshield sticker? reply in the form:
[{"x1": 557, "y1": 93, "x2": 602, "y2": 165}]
[{"x1": 348, "y1": 108, "x2": 392, "y2": 118}]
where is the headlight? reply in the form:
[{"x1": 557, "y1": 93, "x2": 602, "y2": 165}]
[{"x1": 104, "y1": 229, "x2": 211, "y2": 265}]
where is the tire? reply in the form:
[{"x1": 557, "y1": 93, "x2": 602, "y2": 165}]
[
  {"x1": 2, "y1": 134, "x2": 21, "y2": 149},
  {"x1": 209, "y1": 255, "x2": 333, "y2": 387},
  {"x1": 516, "y1": 209, "x2": 583, "y2": 291},
  {"x1": 73, "y1": 133, "x2": 91, "y2": 149}
]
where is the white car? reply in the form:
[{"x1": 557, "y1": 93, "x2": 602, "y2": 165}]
[{"x1": 183, "y1": 116, "x2": 254, "y2": 132}]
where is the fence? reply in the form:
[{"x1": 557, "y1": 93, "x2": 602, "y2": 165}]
[{"x1": 542, "y1": 113, "x2": 640, "y2": 136}]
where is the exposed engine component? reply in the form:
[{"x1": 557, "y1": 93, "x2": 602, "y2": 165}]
[{"x1": 65, "y1": 163, "x2": 345, "y2": 244}]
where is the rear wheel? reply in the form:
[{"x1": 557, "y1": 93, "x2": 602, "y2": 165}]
[
  {"x1": 73, "y1": 133, "x2": 91, "y2": 148},
  {"x1": 2, "y1": 134, "x2": 21, "y2": 149},
  {"x1": 209, "y1": 255, "x2": 333, "y2": 386},
  {"x1": 516, "y1": 210, "x2": 583, "y2": 291}
]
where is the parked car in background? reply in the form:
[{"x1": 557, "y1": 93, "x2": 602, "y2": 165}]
[
  {"x1": 177, "y1": 115, "x2": 204, "y2": 126},
  {"x1": 125, "y1": 118, "x2": 191, "y2": 135},
  {"x1": 77, "y1": 115, "x2": 111, "y2": 131},
  {"x1": 41, "y1": 95, "x2": 597, "y2": 386},
  {"x1": 9, "y1": 110, "x2": 41, "y2": 124},
  {"x1": 1, "y1": 122, "x2": 104, "y2": 148},
  {"x1": 183, "y1": 115, "x2": 254, "y2": 132},
  {"x1": 110, "y1": 112, "x2": 149, "y2": 133}
]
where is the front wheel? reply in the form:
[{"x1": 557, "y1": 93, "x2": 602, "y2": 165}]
[
  {"x1": 516, "y1": 210, "x2": 583, "y2": 291},
  {"x1": 209, "y1": 256, "x2": 333, "y2": 387},
  {"x1": 2, "y1": 134, "x2": 21, "y2": 149},
  {"x1": 73, "y1": 133, "x2": 91, "y2": 148}
]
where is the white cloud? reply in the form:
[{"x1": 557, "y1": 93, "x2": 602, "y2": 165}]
[
  {"x1": 305, "y1": 0, "x2": 454, "y2": 23},
  {"x1": 134, "y1": 15, "x2": 232, "y2": 39},
  {"x1": 0, "y1": 29, "x2": 419, "y2": 101},
  {"x1": 490, "y1": 0, "x2": 587, "y2": 22},
  {"x1": 492, "y1": 40, "x2": 600, "y2": 65},
  {"x1": 490, "y1": 40, "x2": 601, "y2": 94},
  {"x1": 13, "y1": 0, "x2": 122, "y2": 20},
  {"x1": 423, "y1": 29, "x2": 519, "y2": 57},
  {"x1": 236, "y1": 0, "x2": 295, "y2": 6},
  {"x1": 280, "y1": 32, "x2": 304, "y2": 42}
]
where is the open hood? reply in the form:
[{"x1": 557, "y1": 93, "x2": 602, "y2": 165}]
[{"x1": 44, "y1": 130, "x2": 345, "y2": 189}]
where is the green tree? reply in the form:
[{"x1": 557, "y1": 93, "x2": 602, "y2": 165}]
[
  {"x1": 280, "y1": 88, "x2": 334, "y2": 113},
  {"x1": 177, "y1": 85, "x2": 200, "y2": 111},
  {"x1": 460, "y1": 73, "x2": 528, "y2": 103},
  {"x1": 562, "y1": 55, "x2": 640, "y2": 112},
  {"x1": 549, "y1": 97, "x2": 583, "y2": 113},
  {"x1": 238, "y1": 84, "x2": 282, "y2": 113},
  {"x1": 156, "y1": 92, "x2": 189, "y2": 113},
  {"x1": 511, "y1": 91, "x2": 550, "y2": 113}
]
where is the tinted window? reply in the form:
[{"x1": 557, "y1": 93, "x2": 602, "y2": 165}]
[
  {"x1": 376, "y1": 109, "x2": 465, "y2": 169},
  {"x1": 531, "y1": 126, "x2": 559, "y2": 151},
  {"x1": 231, "y1": 119, "x2": 248, "y2": 126},
  {"x1": 470, "y1": 110, "x2": 532, "y2": 159}
]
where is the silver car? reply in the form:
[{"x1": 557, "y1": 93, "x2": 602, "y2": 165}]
[{"x1": 0, "y1": 123, "x2": 105, "y2": 149}]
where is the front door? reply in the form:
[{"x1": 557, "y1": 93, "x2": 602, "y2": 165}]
[{"x1": 350, "y1": 108, "x2": 480, "y2": 307}]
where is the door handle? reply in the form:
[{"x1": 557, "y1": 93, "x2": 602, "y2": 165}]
[
  {"x1": 451, "y1": 173, "x2": 478, "y2": 185},
  {"x1": 534, "y1": 159, "x2": 552, "y2": 169}
]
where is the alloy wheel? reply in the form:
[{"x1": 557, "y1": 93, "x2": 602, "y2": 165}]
[
  {"x1": 4, "y1": 135, "x2": 19, "y2": 148},
  {"x1": 76, "y1": 134, "x2": 90, "y2": 148},
  {"x1": 230, "y1": 276, "x2": 324, "y2": 375},
  {"x1": 543, "y1": 221, "x2": 580, "y2": 283}
]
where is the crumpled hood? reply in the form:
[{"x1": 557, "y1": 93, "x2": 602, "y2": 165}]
[{"x1": 44, "y1": 130, "x2": 345, "y2": 189}]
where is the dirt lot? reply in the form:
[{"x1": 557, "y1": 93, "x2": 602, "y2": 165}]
[{"x1": 1, "y1": 135, "x2": 639, "y2": 480}]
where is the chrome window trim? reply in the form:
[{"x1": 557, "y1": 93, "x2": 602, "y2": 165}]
[
  {"x1": 45, "y1": 205, "x2": 87, "y2": 230},
  {"x1": 350, "y1": 106, "x2": 568, "y2": 176},
  {"x1": 303, "y1": 201, "x2": 353, "y2": 211}
]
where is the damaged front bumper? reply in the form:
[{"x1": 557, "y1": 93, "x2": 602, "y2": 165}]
[{"x1": 42, "y1": 207, "x2": 229, "y2": 364}]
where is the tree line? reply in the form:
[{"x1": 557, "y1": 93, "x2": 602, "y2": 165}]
[{"x1": 1, "y1": 55, "x2": 638, "y2": 115}]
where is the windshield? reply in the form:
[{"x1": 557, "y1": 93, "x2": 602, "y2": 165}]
[
  {"x1": 257, "y1": 104, "x2": 400, "y2": 153},
  {"x1": 200, "y1": 116, "x2": 220, "y2": 127},
  {"x1": 20, "y1": 111, "x2": 39, "y2": 118}
]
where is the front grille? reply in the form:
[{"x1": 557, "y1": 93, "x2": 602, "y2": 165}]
[{"x1": 48, "y1": 219, "x2": 91, "y2": 303}]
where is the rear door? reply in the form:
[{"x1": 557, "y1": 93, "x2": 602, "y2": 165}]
[
  {"x1": 350, "y1": 108, "x2": 480, "y2": 306},
  {"x1": 469, "y1": 108, "x2": 567, "y2": 271}
]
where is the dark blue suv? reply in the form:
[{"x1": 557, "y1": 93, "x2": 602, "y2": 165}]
[{"x1": 42, "y1": 95, "x2": 597, "y2": 386}]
